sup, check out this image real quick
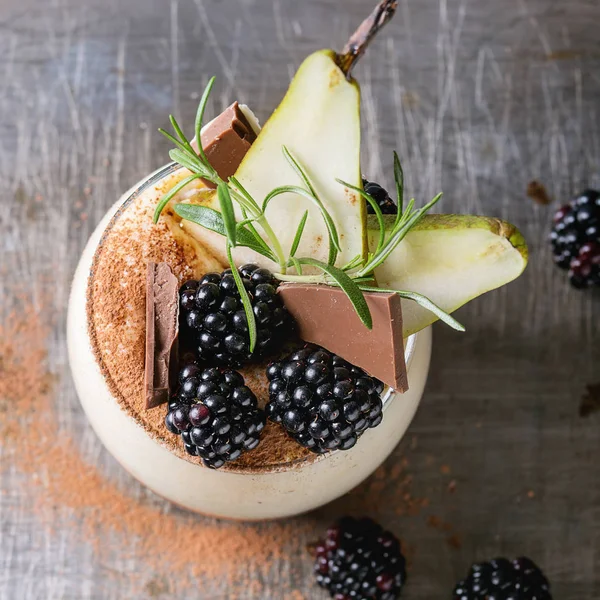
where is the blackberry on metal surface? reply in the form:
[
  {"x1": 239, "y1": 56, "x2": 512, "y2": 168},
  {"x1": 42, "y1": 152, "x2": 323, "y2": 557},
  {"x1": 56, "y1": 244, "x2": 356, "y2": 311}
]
[
  {"x1": 453, "y1": 557, "x2": 552, "y2": 600},
  {"x1": 165, "y1": 364, "x2": 266, "y2": 469},
  {"x1": 550, "y1": 189, "x2": 600, "y2": 288},
  {"x1": 179, "y1": 264, "x2": 291, "y2": 367},
  {"x1": 312, "y1": 516, "x2": 406, "y2": 600},
  {"x1": 266, "y1": 346, "x2": 385, "y2": 453},
  {"x1": 362, "y1": 178, "x2": 398, "y2": 215}
]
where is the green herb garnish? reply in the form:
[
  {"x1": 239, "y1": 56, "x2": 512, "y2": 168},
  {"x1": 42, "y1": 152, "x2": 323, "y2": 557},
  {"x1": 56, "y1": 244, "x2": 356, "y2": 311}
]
[{"x1": 153, "y1": 78, "x2": 464, "y2": 349}]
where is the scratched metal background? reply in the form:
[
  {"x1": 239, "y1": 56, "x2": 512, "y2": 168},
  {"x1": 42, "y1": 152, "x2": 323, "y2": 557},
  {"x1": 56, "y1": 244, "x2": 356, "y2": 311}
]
[{"x1": 1, "y1": 0, "x2": 599, "y2": 598}]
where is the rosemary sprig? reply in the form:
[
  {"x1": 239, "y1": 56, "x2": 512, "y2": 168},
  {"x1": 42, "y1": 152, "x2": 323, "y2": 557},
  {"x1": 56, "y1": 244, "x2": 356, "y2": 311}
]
[{"x1": 153, "y1": 76, "x2": 464, "y2": 344}]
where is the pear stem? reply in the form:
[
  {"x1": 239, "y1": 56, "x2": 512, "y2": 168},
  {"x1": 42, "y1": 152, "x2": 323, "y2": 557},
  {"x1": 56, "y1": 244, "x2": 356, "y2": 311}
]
[{"x1": 337, "y1": 0, "x2": 398, "y2": 79}]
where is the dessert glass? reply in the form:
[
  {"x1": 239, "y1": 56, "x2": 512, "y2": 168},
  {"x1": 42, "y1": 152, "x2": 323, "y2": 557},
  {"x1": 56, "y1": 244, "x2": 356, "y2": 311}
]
[{"x1": 67, "y1": 164, "x2": 432, "y2": 521}]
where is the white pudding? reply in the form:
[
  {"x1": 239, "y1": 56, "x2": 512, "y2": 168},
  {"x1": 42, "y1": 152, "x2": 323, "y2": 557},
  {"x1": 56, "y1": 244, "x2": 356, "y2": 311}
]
[{"x1": 67, "y1": 164, "x2": 432, "y2": 520}]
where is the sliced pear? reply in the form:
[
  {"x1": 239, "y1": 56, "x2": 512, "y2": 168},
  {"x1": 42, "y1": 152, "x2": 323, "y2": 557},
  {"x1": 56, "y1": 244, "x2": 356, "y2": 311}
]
[
  {"x1": 192, "y1": 50, "x2": 366, "y2": 271},
  {"x1": 368, "y1": 214, "x2": 528, "y2": 336}
]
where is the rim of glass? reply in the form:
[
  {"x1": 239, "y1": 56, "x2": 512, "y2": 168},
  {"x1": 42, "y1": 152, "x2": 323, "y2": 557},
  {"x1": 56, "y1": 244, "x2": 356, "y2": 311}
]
[{"x1": 88, "y1": 162, "x2": 417, "y2": 474}]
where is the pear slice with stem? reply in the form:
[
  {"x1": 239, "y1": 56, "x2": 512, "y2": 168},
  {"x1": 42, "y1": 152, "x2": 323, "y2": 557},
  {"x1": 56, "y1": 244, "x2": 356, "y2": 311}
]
[
  {"x1": 179, "y1": 48, "x2": 365, "y2": 271},
  {"x1": 189, "y1": 1, "x2": 399, "y2": 272},
  {"x1": 230, "y1": 49, "x2": 365, "y2": 270},
  {"x1": 368, "y1": 214, "x2": 529, "y2": 336}
]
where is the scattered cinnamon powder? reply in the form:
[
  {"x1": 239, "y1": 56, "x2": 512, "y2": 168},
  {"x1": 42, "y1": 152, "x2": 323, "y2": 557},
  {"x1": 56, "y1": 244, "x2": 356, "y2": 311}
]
[
  {"x1": 320, "y1": 455, "x2": 428, "y2": 520},
  {"x1": 427, "y1": 515, "x2": 453, "y2": 532},
  {"x1": 0, "y1": 296, "x2": 54, "y2": 439},
  {"x1": 0, "y1": 292, "x2": 311, "y2": 595},
  {"x1": 0, "y1": 290, "x2": 436, "y2": 593},
  {"x1": 426, "y1": 515, "x2": 462, "y2": 550},
  {"x1": 446, "y1": 534, "x2": 462, "y2": 549}
]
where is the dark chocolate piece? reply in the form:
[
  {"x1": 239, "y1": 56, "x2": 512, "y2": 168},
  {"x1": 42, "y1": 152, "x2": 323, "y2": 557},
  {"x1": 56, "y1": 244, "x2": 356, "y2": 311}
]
[
  {"x1": 191, "y1": 102, "x2": 257, "y2": 186},
  {"x1": 144, "y1": 262, "x2": 179, "y2": 409},
  {"x1": 278, "y1": 284, "x2": 408, "y2": 391}
]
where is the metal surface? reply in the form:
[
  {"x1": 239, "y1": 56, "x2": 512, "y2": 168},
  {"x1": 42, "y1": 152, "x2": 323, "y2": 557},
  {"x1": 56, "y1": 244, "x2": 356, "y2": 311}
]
[{"x1": 1, "y1": 0, "x2": 599, "y2": 598}]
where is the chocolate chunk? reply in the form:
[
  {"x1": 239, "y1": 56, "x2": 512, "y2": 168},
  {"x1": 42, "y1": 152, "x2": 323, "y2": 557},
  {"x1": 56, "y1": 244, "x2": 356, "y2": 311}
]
[
  {"x1": 278, "y1": 284, "x2": 408, "y2": 391},
  {"x1": 144, "y1": 262, "x2": 179, "y2": 409},
  {"x1": 191, "y1": 102, "x2": 257, "y2": 186}
]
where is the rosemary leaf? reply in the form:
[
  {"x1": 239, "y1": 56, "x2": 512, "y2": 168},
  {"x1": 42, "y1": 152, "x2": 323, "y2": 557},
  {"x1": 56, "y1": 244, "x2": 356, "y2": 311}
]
[
  {"x1": 236, "y1": 217, "x2": 255, "y2": 229},
  {"x1": 217, "y1": 182, "x2": 237, "y2": 247},
  {"x1": 336, "y1": 178, "x2": 386, "y2": 253},
  {"x1": 262, "y1": 183, "x2": 341, "y2": 265},
  {"x1": 169, "y1": 148, "x2": 211, "y2": 178},
  {"x1": 351, "y1": 276, "x2": 376, "y2": 284},
  {"x1": 360, "y1": 193, "x2": 443, "y2": 276},
  {"x1": 240, "y1": 208, "x2": 274, "y2": 257},
  {"x1": 289, "y1": 256, "x2": 303, "y2": 275},
  {"x1": 393, "y1": 151, "x2": 404, "y2": 226},
  {"x1": 358, "y1": 208, "x2": 424, "y2": 275},
  {"x1": 229, "y1": 176, "x2": 261, "y2": 214},
  {"x1": 298, "y1": 257, "x2": 372, "y2": 329},
  {"x1": 290, "y1": 210, "x2": 308, "y2": 258},
  {"x1": 282, "y1": 146, "x2": 341, "y2": 265},
  {"x1": 227, "y1": 243, "x2": 257, "y2": 352},
  {"x1": 174, "y1": 204, "x2": 275, "y2": 261},
  {"x1": 358, "y1": 285, "x2": 465, "y2": 332},
  {"x1": 391, "y1": 197, "x2": 415, "y2": 233},
  {"x1": 194, "y1": 76, "x2": 216, "y2": 167},
  {"x1": 153, "y1": 174, "x2": 202, "y2": 223},
  {"x1": 262, "y1": 185, "x2": 335, "y2": 244},
  {"x1": 169, "y1": 115, "x2": 196, "y2": 156},
  {"x1": 341, "y1": 253, "x2": 364, "y2": 272},
  {"x1": 236, "y1": 226, "x2": 276, "y2": 261}
]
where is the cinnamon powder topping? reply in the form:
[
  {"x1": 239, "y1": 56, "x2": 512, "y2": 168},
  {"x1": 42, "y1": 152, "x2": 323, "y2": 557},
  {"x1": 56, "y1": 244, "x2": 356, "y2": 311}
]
[{"x1": 86, "y1": 168, "x2": 312, "y2": 469}]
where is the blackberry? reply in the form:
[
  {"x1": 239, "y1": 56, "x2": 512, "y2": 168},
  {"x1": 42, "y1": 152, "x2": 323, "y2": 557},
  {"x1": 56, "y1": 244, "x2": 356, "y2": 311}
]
[
  {"x1": 453, "y1": 557, "x2": 552, "y2": 600},
  {"x1": 569, "y1": 241, "x2": 600, "y2": 289},
  {"x1": 312, "y1": 516, "x2": 406, "y2": 600},
  {"x1": 266, "y1": 346, "x2": 385, "y2": 453},
  {"x1": 179, "y1": 264, "x2": 291, "y2": 367},
  {"x1": 363, "y1": 178, "x2": 397, "y2": 215},
  {"x1": 550, "y1": 189, "x2": 600, "y2": 288},
  {"x1": 165, "y1": 363, "x2": 266, "y2": 469}
]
